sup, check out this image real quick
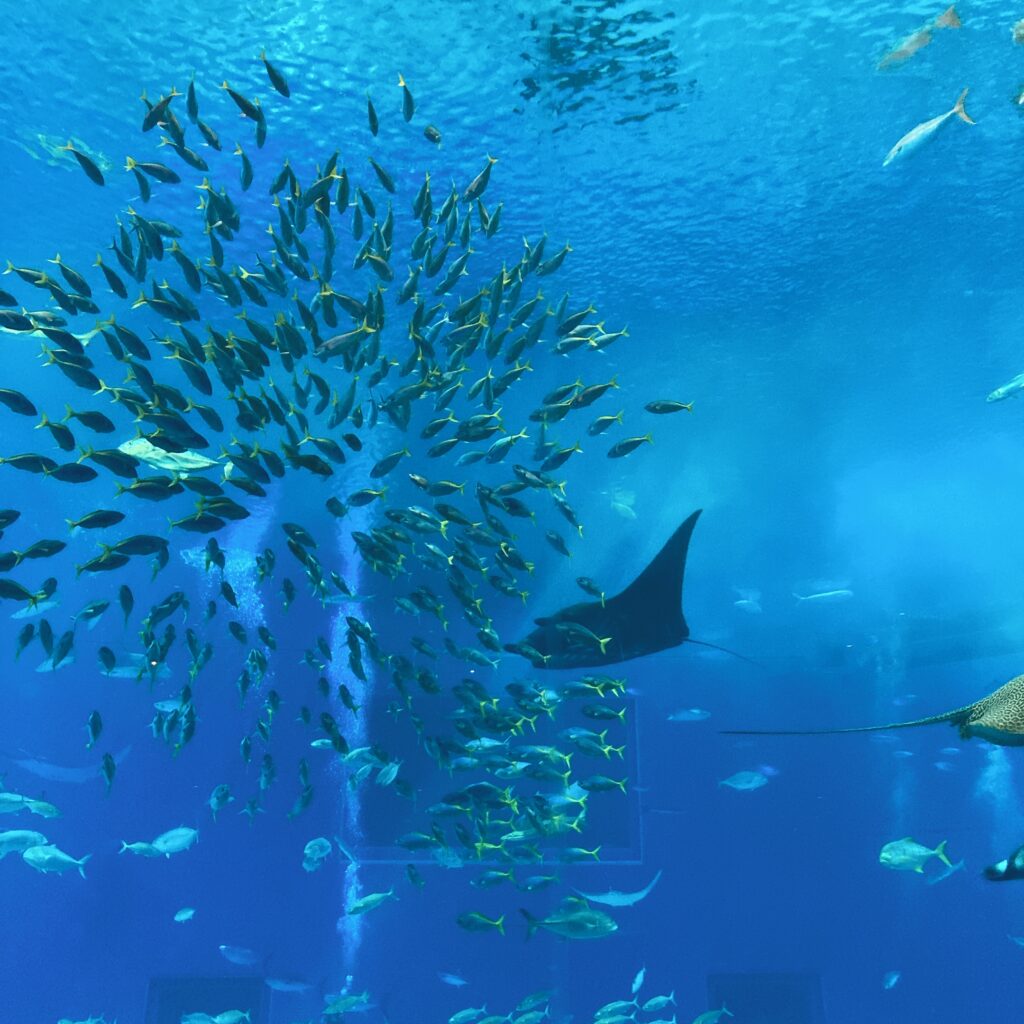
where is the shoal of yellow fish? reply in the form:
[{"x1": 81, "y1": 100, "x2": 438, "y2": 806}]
[{"x1": 0, "y1": 52, "x2": 697, "y2": 965}]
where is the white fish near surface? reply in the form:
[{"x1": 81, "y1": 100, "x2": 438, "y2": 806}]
[
  {"x1": 35, "y1": 653, "x2": 76, "y2": 673},
  {"x1": 574, "y1": 869, "x2": 662, "y2": 907},
  {"x1": 987, "y1": 372, "x2": 1024, "y2": 403},
  {"x1": 151, "y1": 826, "x2": 199, "y2": 856},
  {"x1": 883, "y1": 970, "x2": 902, "y2": 990},
  {"x1": 0, "y1": 791, "x2": 35, "y2": 815},
  {"x1": 302, "y1": 836, "x2": 333, "y2": 872},
  {"x1": 1, "y1": 745, "x2": 132, "y2": 785},
  {"x1": 174, "y1": 907, "x2": 196, "y2": 922},
  {"x1": 182, "y1": 1014, "x2": 249, "y2": 1024},
  {"x1": 879, "y1": 836, "x2": 952, "y2": 873},
  {"x1": 883, "y1": 88, "x2": 974, "y2": 166},
  {"x1": 10, "y1": 599, "x2": 58, "y2": 619},
  {"x1": 668, "y1": 707, "x2": 711, "y2": 723},
  {"x1": 720, "y1": 770, "x2": 769, "y2": 791},
  {"x1": 22, "y1": 843, "x2": 91, "y2": 877},
  {"x1": 265, "y1": 976, "x2": 313, "y2": 993},
  {"x1": 793, "y1": 588, "x2": 853, "y2": 603},
  {"x1": 117, "y1": 435, "x2": 220, "y2": 475},
  {"x1": 103, "y1": 653, "x2": 171, "y2": 679},
  {"x1": 733, "y1": 588, "x2": 762, "y2": 613},
  {"x1": 0, "y1": 829, "x2": 48, "y2": 857},
  {"x1": 0, "y1": 791, "x2": 60, "y2": 817},
  {"x1": 692, "y1": 1007, "x2": 734, "y2": 1024},
  {"x1": 218, "y1": 944, "x2": 262, "y2": 966},
  {"x1": 631, "y1": 966, "x2": 646, "y2": 995},
  {"x1": 438, "y1": 971, "x2": 469, "y2": 987},
  {"x1": 265, "y1": 975, "x2": 313, "y2": 992},
  {"x1": 608, "y1": 487, "x2": 637, "y2": 520},
  {"x1": 642, "y1": 992, "x2": 676, "y2": 1013},
  {"x1": 877, "y1": 5, "x2": 961, "y2": 69},
  {"x1": 347, "y1": 887, "x2": 398, "y2": 915},
  {"x1": 120, "y1": 840, "x2": 161, "y2": 857}
]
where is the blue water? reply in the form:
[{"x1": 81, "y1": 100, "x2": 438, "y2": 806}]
[{"x1": 2, "y1": 1, "x2": 1024, "y2": 1022}]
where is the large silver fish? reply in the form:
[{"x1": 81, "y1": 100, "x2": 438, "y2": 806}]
[{"x1": 883, "y1": 88, "x2": 973, "y2": 166}]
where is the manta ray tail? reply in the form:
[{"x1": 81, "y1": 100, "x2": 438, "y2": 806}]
[
  {"x1": 684, "y1": 638, "x2": 763, "y2": 669},
  {"x1": 721, "y1": 705, "x2": 972, "y2": 737}
]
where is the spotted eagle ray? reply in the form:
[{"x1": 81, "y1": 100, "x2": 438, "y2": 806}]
[
  {"x1": 723, "y1": 674, "x2": 1024, "y2": 747},
  {"x1": 509, "y1": 510, "x2": 735, "y2": 670},
  {"x1": 573, "y1": 869, "x2": 663, "y2": 907}
]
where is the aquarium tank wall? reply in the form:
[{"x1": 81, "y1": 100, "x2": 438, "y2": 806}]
[{"x1": 1, "y1": 1, "x2": 1023, "y2": 1023}]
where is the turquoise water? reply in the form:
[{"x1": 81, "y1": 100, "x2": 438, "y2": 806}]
[{"x1": 2, "y1": 1, "x2": 1024, "y2": 1022}]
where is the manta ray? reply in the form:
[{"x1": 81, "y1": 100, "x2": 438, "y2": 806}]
[
  {"x1": 574, "y1": 869, "x2": 663, "y2": 907},
  {"x1": 508, "y1": 510, "x2": 709, "y2": 670},
  {"x1": 723, "y1": 674, "x2": 1024, "y2": 747}
]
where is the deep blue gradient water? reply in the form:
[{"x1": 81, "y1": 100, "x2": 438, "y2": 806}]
[{"x1": 2, "y1": 2, "x2": 1024, "y2": 1023}]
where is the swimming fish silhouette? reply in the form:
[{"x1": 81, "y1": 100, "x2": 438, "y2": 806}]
[
  {"x1": 573, "y1": 869, "x2": 663, "y2": 907},
  {"x1": 723, "y1": 674, "x2": 1024, "y2": 747},
  {"x1": 883, "y1": 88, "x2": 974, "y2": 166}
]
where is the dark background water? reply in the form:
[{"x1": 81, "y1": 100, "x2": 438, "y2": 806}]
[{"x1": 1, "y1": 1, "x2": 1024, "y2": 1022}]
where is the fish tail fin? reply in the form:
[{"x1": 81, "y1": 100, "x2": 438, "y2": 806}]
[
  {"x1": 937, "y1": 5, "x2": 961, "y2": 29},
  {"x1": 598, "y1": 636, "x2": 612, "y2": 654},
  {"x1": 78, "y1": 854, "x2": 92, "y2": 878},
  {"x1": 936, "y1": 839, "x2": 952, "y2": 867},
  {"x1": 494, "y1": 913, "x2": 505, "y2": 936},
  {"x1": 119, "y1": 841, "x2": 128, "y2": 853},
  {"x1": 955, "y1": 88, "x2": 974, "y2": 124},
  {"x1": 519, "y1": 908, "x2": 538, "y2": 940}
]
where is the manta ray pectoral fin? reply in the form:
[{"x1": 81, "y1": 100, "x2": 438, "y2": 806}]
[{"x1": 517, "y1": 510, "x2": 703, "y2": 669}]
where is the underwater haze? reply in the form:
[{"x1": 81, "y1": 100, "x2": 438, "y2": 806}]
[{"x1": 1, "y1": 1, "x2": 1024, "y2": 1022}]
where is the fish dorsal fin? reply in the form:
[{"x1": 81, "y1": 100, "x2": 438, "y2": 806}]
[{"x1": 608, "y1": 509, "x2": 701, "y2": 638}]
